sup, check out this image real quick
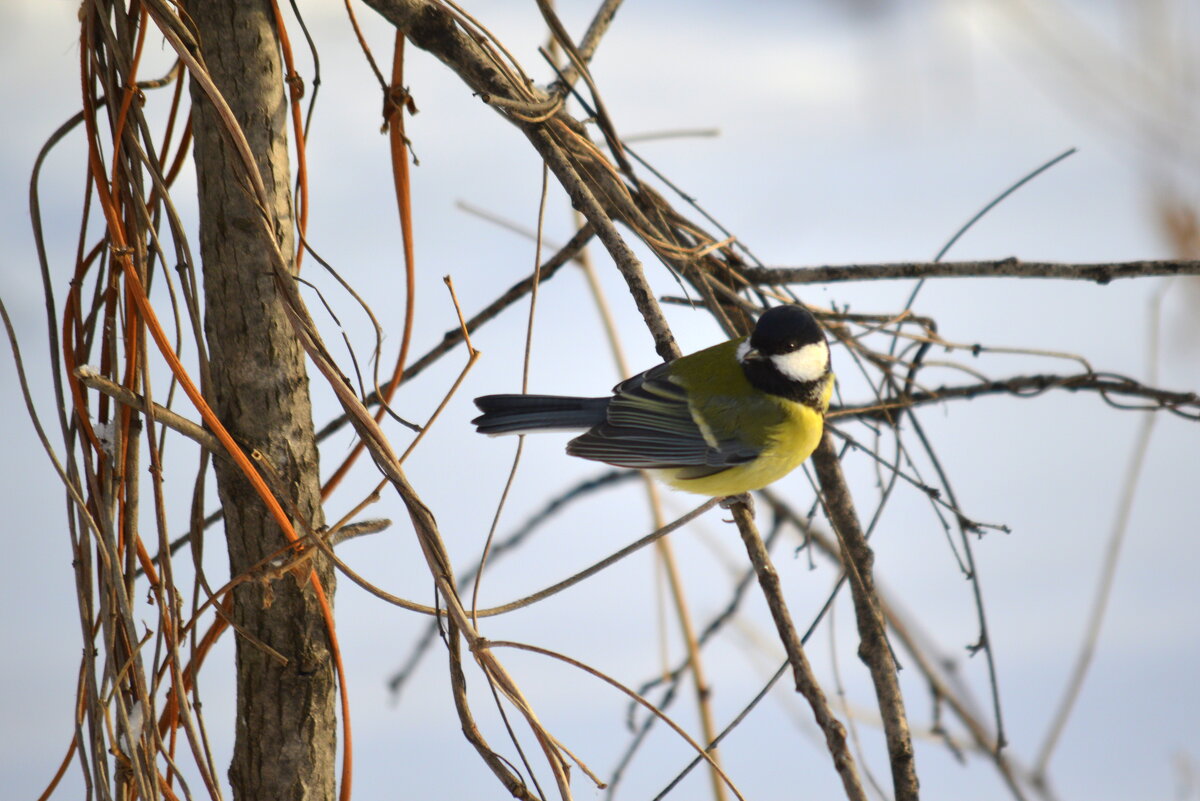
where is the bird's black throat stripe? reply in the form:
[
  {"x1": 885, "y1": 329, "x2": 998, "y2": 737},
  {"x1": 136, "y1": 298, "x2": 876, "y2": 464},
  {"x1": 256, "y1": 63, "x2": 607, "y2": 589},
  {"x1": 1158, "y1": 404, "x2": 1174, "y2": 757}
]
[{"x1": 742, "y1": 360, "x2": 828, "y2": 410}]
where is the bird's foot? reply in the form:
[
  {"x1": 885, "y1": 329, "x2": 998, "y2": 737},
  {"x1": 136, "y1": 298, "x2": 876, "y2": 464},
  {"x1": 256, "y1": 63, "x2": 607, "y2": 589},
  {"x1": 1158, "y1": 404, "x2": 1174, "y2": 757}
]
[{"x1": 719, "y1": 492, "x2": 755, "y2": 517}]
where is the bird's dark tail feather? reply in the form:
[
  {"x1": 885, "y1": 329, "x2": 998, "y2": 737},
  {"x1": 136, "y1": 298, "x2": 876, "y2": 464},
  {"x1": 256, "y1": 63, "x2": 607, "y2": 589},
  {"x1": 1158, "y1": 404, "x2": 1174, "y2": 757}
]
[{"x1": 473, "y1": 394, "x2": 609, "y2": 435}]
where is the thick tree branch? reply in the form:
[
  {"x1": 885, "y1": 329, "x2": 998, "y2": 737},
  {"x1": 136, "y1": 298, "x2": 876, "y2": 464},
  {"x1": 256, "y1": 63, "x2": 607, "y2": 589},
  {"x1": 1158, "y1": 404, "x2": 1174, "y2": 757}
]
[
  {"x1": 180, "y1": 1, "x2": 339, "y2": 798},
  {"x1": 810, "y1": 435, "x2": 920, "y2": 801}
]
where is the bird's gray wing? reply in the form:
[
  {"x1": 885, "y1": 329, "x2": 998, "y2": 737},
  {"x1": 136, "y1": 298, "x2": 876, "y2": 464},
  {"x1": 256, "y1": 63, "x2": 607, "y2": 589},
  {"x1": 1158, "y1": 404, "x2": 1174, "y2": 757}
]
[{"x1": 566, "y1": 363, "x2": 758, "y2": 476}]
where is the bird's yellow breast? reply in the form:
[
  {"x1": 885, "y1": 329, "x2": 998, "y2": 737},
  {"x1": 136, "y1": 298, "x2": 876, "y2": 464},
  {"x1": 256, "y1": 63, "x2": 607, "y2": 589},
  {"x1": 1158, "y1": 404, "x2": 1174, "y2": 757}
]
[{"x1": 654, "y1": 374, "x2": 833, "y2": 496}]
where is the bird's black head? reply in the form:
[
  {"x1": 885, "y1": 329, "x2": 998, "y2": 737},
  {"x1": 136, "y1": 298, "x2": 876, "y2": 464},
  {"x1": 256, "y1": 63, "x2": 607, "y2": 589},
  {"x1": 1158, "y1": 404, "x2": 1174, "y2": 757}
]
[
  {"x1": 740, "y1": 305, "x2": 831, "y2": 406},
  {"x1": 749, "y1": 305, "x2": 825, "y2": 356}
]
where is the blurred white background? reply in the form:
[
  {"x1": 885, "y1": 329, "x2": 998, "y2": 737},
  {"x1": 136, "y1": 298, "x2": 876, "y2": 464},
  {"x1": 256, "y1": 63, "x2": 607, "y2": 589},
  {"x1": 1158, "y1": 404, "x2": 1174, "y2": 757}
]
[{"x1": 2, "y1": 1, "x2": 1198, "y2": 799}]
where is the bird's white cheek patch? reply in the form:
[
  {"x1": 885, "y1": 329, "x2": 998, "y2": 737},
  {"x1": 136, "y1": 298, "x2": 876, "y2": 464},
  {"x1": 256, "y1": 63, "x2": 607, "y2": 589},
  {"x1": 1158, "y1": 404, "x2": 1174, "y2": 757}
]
[{"x1": 771, "y1": 342, "x2": 829, "y2": 382}]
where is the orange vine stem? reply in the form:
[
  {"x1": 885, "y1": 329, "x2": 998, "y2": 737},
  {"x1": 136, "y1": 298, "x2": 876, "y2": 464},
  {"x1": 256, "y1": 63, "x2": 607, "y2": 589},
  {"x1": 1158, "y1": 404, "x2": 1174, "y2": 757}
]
[{"x1": 321, "y1": 33, "x2": 416, "y2": 498}]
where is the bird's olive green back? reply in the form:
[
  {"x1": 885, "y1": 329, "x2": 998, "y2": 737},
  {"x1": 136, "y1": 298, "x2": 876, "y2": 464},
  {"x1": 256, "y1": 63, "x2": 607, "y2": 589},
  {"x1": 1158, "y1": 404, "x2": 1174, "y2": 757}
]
[{"x1": 667, "y1": 337, "x2": 790, "y2": 444}]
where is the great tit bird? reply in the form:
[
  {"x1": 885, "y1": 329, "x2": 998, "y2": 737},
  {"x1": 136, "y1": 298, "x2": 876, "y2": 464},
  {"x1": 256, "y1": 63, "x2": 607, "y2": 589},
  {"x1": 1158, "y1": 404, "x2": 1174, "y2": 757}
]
[{"x1": 472, "y1": 305, "x2": 834, "y2": 496}]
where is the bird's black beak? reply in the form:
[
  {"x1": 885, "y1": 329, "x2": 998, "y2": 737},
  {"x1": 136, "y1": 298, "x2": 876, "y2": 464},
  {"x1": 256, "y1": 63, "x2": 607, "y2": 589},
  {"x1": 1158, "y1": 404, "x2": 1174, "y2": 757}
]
[{"x1": 740, "y1": 346, "x2": 765, "y2": 363}]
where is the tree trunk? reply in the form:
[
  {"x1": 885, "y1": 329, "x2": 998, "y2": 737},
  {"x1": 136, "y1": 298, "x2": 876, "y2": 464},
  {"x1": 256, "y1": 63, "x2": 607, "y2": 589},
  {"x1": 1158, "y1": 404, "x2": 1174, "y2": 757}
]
[{"x1": 183, "y1": 2, "x2": 337, "y2": 799}]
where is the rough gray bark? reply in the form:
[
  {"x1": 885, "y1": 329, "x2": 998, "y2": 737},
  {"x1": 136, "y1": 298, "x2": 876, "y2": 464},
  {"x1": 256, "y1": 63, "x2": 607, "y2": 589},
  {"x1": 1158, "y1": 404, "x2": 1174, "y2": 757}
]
[
  {"x1": 183, "y1": 1, "x2": 337, "y2": 799},
  {"x1": 810, "y1": 436, "x2": 919, "y2": 801}
]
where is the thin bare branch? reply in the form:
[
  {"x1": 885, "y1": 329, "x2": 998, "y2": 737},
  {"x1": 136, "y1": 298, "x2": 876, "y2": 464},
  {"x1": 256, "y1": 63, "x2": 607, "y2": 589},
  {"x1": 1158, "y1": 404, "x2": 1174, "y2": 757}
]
[
  {"x1": 744, "y1": 258, "x2": 1200, "y2": 285},
  {"x1": 727, "y1": 500, "x2": 868, "y2": 801},
  {"x1": 835, "y1": 372, "x2": 1200, "y2": 422}
]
